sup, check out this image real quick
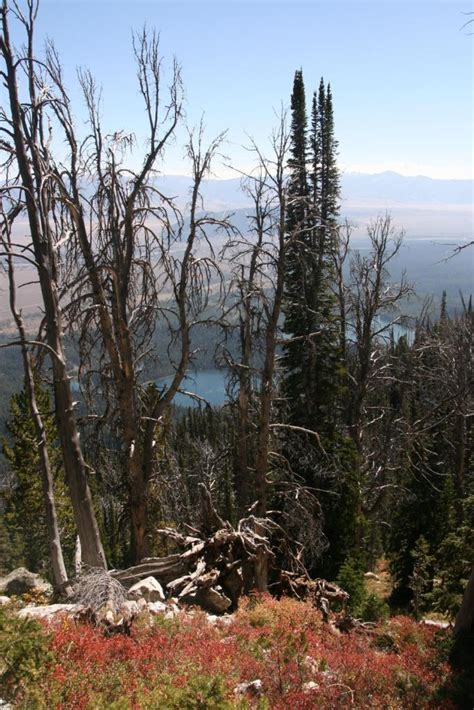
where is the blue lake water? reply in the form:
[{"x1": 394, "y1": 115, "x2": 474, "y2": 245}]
[
  {"x1": 158, "y1": 370, "x2": 227, "y2": 408},
  {"x1": 159, "y1": 317, "x2": 414, "y2": 409}
]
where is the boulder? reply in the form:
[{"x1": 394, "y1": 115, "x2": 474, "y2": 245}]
[
  {"x1": 0, "y1": 568, "x2": 52, "y2": 597},
  {"x1": 0, "y1": 596, "x2": 11, "y2": 606},
  {"x1": 120, "y1": 599, "x2": 148, "y2": 616},
  {"x1": 17, "y1": 603, "x2": 80, "y2": 620},
  {"x1": 147, "y1": 601, "x2": 167, "y2": 615},
  {"x1": 233, "y1": 680, "x2": 263, "y2": 697},
  {"x1": 164, "y1": 603, "x2": 181, "y2": 619},
  {"x1": 127, "y1": 576, "x2": 165, "y2": 602},
  {"x1": 184, "y1": 587, "x2": 231, "y2": 614}
]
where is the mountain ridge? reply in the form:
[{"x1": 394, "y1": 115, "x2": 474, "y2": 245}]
[{"x1": 156, "y1": 170, "x2": 473, "y2": 238}]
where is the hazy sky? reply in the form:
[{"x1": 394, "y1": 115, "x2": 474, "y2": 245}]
[{"x1": 8, "y1": 0, "x2": 473, "y2": 179}]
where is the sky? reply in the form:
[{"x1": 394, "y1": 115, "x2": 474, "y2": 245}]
[{"x1": 6, "y1": 0, "x2": 474, "y2": 179}]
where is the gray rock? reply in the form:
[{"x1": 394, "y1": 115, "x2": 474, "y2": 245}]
[
  {"x1": 17, "y1": 603, "x2": 80, "y2": 620},
  {"x1": 303, "y1": 681, "x2": 319, "y2": 692},
  {"x1": 186, "y1": 587, "x2": 231, "y2": 614},
  {"x1": 421, "y1": 618, "x2": 450, "y2": 629},
  {"x1": 147, "y1": 601, "x2": 167, "y2": 615},
  {"x1": 233, "y1": 680, "x2": 263, "y2": 696},
  {"x1": 120, "y1": 599, "x2": 148, "y2": 616},
  {"x1": 164, "y1": 603, "x2": 181, "y2": 619},
  {"x1": 127, "y1": 576, "x2": 165, "y2": 602},
  {"x1": 0, "y1": 568, "x2": 52, "y2": 597},
  {"x1": 208, "y1": 613, "x2": 234, "y2": 626},
  {"x1": 0, "y1": 596, "x2": 11, "y2": 606}
]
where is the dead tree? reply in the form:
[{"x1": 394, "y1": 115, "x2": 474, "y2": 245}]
[
  {"x1": 0, "y1": 208, "x2": 68, "y2": 589},
  {"x1": 222, "y1": 116, "x2": 290, "y2": 589},
  {"x1": 0, "y1": 0, "x2": 106, "y2": 567},
  {"x1": 110, "y1": 484, "x2": 275, "y2": 613},
  {"x1": 333, "y1": 214, "x2": 413, "y2": 539},
  {"x1": 44, "y1": 30, "x2": 230, "y2": 562},
  {"x1": 345, "y1": 214, "x2": 412, "y2": 454}
]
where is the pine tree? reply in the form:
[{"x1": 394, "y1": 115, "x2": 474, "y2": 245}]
[
  {"x1": 281, "y1": 72, "x2": 356, "y2": 578},
  {"x1": 282, "y1": 74, "x2": 343, "y2": 439},
  {"x1": 1, "y1": 387, "x2": 76, "y2": 577},
  {"x1": 281, "y1": 70, "x2": 310, "y2": 426}
]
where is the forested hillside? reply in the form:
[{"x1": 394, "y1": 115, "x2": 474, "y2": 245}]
[{"x1": 0, "y1": 1, "x2": 472, "y2": 707}]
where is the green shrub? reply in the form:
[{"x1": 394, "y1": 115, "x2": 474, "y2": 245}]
[
  {"x1": 360, "y1": 593, "x2": 390, "y2": 622},
  {"x1": 336, "y1": 554, "x2": 366, "y2": 614},
  {"x1": 0, "y1": 606, "x2": 52, "y2": 701},
  {"x1": 133, "y1": 673, "x2": 244, "y2": 709}
]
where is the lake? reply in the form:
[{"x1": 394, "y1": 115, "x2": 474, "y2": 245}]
[
  {"x1": 158, "y1": 369, "x2": 227, "y2": 408},
  {"x1": 160, "y1": 317, "x2": 415, "y2": 410}
]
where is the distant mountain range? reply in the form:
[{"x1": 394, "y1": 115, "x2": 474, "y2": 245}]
[{"x1": 156, "y1": 171, "x2": 473, "y2": 239}]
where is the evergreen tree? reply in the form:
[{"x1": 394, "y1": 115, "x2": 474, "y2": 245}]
[
  {"x1": 1, "y1": 387, "x2": 76, "y2": 577},
  {"x1": 282, "y1": 73, "x2": 343, "y2": 439},
  {"x1": 281, "y1": 70, "x2": 311, "y2": 428},
  {"x1": 388, "y1": 305, "x2": 473, "y2": 608},
  {"x1": 281, "y1": 72, "x2": 356, "y2": 578}
]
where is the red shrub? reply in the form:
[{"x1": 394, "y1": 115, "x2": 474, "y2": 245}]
[{"x1": 15, "y1": 601, "x2": 456, "y2": 708}]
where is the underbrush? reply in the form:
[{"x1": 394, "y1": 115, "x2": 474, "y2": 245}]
[{"x1": 0, "y1": 596, "x2": 461, "y2": 709}]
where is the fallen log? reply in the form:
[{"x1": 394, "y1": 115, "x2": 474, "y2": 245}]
[
  {"x1": 109, "y1": 488, "x2": 274, "y2": 612},
  {"x1": 108, "y1": 486, "x2": 350, "y2": 619},
  {"x1": 110, "y1": 555, "x2": 187, "y2": 588}
]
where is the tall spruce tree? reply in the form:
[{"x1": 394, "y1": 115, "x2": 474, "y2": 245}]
[
  {"x1": 282, "y1": 72, "x2": 357, "y2": 578},
  {"x1": 282, "y1": 69, "x2": 310, "y2": 421},
  {"x1": 282, "y1": 73, "x2": 343, "y2": 440}
]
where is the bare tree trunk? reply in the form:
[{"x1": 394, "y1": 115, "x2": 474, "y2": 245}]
[
  {"x1": 56, "y1": 68, "x2": 224, "y2": 561},
  {"x1": 1, "y1": 215, "x2": 68, "y2": 590},
  {"x1": 234, "y1": 254, "x2": 259, "y2": 516},
  {"x1": 74, "y1": 536, "x2": 82, "y2": 577},
  {"x1": 226, "y1": 118, "x2": 290, "y2": 591},
  {"x1": 17, "y1": 329, "x2": 70, "y2": 589},
  {"x1": 0, "y1": 2, "x2": 106, "y2": 568},
  {"x1": 254, "y1": 209, "x2": 285, "y2": 520},
  {"x1": 454, "y1": 564, "x2": 474, "y2": 637}
]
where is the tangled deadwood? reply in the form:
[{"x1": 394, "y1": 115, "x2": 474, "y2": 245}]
[
  {"x1": 279, "y1": 571, "x2": 349, "y2": 622},
  {"x1": 109, "y1": 485, "x2": 351, "y2": 619},
  {"x1": 110, "y1": 485, "x2": 275, "y2": 613},
  {"x1": 71, "y1": 568, "x2": 128, "y2": 627}
]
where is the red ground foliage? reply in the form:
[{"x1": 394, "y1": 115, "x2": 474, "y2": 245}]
[{"x1": 13, "y1": 595, "x2": 457, "y2": 709}]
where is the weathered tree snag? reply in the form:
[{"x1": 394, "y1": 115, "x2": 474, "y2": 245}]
[
  {"x1": 223, "y1": 117, "x2": 290, "y2": 588},
  {"x1": 454, "y1": 564, "x2": 474, "y2": 638},
  {"x1": 278, "y1": 571, "x2": 349, "y2": 622},
  {"x1": 0, "y1": 1, "x2": 106, "y2": 568},
  {"x1": 111, "y1": 556, "x2": 187, "y2": 588},
  {"x1": 110, "y1": 485, "x2": 275, "y2": 612},
  {"x1": 0, "y1": 212, "x2": 68, "y2": 590}
]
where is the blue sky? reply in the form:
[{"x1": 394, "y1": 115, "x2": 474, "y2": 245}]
[{"x1": 10, "y1": 0, "x2": 473, "y2": 179}]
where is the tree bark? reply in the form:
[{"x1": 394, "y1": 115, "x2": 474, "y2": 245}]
[
  {"x1": 0, "y1": 3, "x2": 106, "y2": 568},
  {"x1": 2, "y1": 220, "x2": 68, "y2": 589},
  {"x1": 454, "y1": 564, "x2": 474, "y2": 638}
]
